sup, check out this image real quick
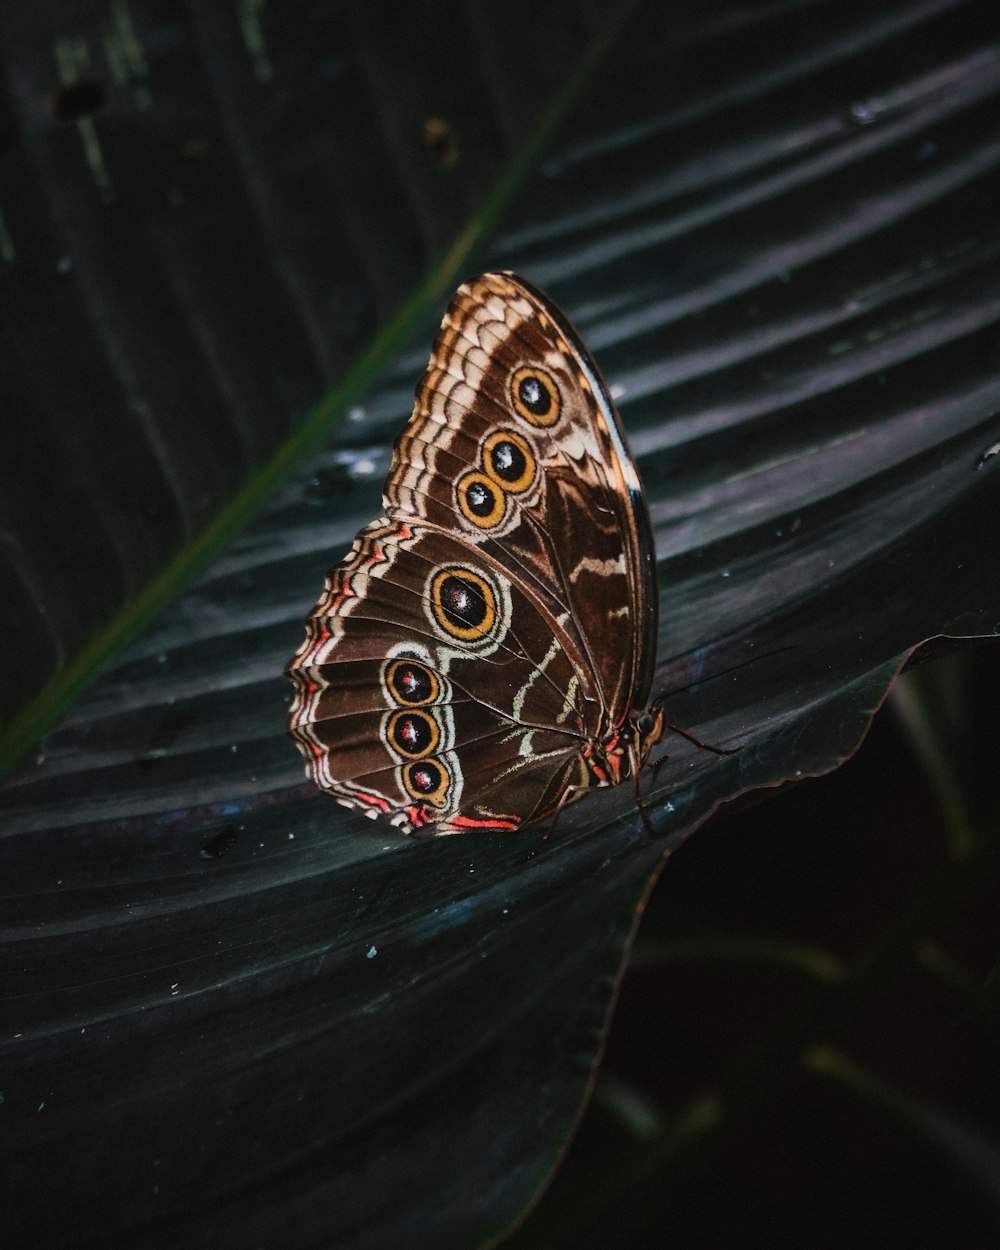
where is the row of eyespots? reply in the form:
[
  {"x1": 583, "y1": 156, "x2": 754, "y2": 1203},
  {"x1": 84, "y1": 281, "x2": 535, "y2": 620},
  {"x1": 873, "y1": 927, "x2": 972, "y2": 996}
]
[
  {"x1": 381, "y1": 656, "x2": 451, "y2": 806},
  {"x1": 455, "y1": 364, "x2": 560, "y2": 532},
  {"x1": 456, "y1": 427, "x2": 537, "y2": 530}
]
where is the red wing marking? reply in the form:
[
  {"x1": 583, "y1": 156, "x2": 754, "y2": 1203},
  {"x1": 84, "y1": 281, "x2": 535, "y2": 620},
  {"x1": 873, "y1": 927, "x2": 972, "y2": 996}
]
[
  {"x1": 354, "y1": 789, "x2": 391, "y2": 813},
  {"x1": 406, "y1": 803, "x2": 437, "y2": 828},
  {"x1": 450, "y1": 814, "x2": 520, "y2": 831}
]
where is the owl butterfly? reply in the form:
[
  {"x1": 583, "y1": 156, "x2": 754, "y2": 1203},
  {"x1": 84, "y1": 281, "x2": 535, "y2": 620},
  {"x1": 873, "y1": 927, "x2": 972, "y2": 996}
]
[{"x1": 287, "y1": 272, "x2": 666, "y2": 835}]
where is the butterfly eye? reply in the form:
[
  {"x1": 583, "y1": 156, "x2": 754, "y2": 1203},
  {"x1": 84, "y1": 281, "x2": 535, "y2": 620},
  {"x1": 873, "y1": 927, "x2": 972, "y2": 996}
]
[
  {"x1": 429, "y1": 567, "x2": 498, "y2": 642},
  {"x1": 636, "y1": 708, "x2": 665, "y2": 745},
  {"x1": 483, "y1": 431, "x2": 536, "y2": 494},
  {"x1": 511, "y1": 366, "x2": 560, "y2": 427}
]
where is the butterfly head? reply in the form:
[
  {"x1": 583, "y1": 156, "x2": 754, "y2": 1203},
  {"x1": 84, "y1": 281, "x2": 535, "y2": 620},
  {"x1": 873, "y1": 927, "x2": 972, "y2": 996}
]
[
  {"x1": 587, "y1": 707, "x2": 666, "y2": 788},
  {"x1": 634, "y1": 706, "x2": 666, "y2": 762}
]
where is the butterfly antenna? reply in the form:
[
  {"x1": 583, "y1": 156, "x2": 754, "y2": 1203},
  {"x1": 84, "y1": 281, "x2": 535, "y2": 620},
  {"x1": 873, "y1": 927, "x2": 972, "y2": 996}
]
[
  {"x1": 646, "y1": 647, "x2": 789, "y2": 760},
  {"x1": 651, "y1": 644, "x2": 798, "y2": 704}
]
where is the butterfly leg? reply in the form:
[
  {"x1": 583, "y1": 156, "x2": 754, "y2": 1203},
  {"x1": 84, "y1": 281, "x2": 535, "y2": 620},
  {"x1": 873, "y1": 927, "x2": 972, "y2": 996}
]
[
  {"x1": 646, "y1": 723, "x2": 736, "y2": 809},
  {"x1": 642, "y1": 725, "x2": 738, "y2": 835},
  {"x1": 628, "y1": 741, "x2": 658, "y2": 838}
]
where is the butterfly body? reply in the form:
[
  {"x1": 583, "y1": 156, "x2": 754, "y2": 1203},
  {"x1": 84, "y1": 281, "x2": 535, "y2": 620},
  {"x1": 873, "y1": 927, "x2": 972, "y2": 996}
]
[{"x1": 287, "y1": 273, "x2": 662, "y2": 835}]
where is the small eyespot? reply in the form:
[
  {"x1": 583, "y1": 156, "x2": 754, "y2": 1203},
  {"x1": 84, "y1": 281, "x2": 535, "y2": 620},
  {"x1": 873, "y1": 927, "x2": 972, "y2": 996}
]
[
  {"x1": 511, "y1": 366, "x2": 560, "y2": 427},
  {"x1": 483, "y1": 431, "x2": 535, "y2": 493},
  {"x1": 456, "y1": 471, "x2": 506, "y2": 528},
  {"x1": 403, "y1": 758, "x2": 450, "y2": 806},
  {"x1": 386, "y1": 709, "x2": 439, "y2": 758},
  {"x1": 385, "y1": 658, "x2": 439, "y2": 706}
]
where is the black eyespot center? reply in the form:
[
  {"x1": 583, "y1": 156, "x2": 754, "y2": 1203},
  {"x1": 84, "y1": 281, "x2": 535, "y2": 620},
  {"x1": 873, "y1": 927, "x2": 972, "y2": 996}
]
[
  {"x1": 490, "y1": 439, "x2": 527, "y2": 483},
  {"x1": 465, "y1": 478, "x2": 497, "y2": 516},
  {"x1": 428, "y1": 565, "x2": 502, "y2": 643},
  {"x1": 401, "y1": 747, "x2": 451, "y2": 805},
  {"x1": 440, "y1": 574, "x2": 487, "y2": 630},
  {"x1": 388, "y1": 659, "x2": 436, "y2": 704},
  {"x1": 517, "y1": 373, "x2": 550, "y2": 416},
  {"x1": 390, "y1": 711, "x2": 435, "y2": 756},
  {"x1": 412, "y1": 765, "x2": 434, "y2": 789}
]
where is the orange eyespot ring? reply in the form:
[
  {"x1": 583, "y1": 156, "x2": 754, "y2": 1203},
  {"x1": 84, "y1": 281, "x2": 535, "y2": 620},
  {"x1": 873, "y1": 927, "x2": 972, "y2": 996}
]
[
  {"x1": 482, "y1": 430, "x2": 536, "y2": 493},
  {"x1": 402, "y1": 757, "x2": 451, "y2": 806},
  {"x1": 384, "y1": 658, "x2": 440, "y2": 706},
  {"x1": 429, "y1": 567, "x2": 497, "y2": 642},
  {"x1": 456, "y1": 470, "x2": 506, "y2": 529},
  {"x1": 385, "y1": 708, "x2": 440, "y2": 759},
  {"x1": 510, "y1": 366, "x2": 560, "y2": 427}
]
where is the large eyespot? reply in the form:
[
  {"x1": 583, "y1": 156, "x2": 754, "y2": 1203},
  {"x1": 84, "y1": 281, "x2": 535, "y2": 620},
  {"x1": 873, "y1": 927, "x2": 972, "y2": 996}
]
[
  {"x1": 402, "y1": 758, "x2": 450, "y2": 806},
  {"x1": 511, "y1": 366, "x2": 560, "y2": 427},
  {"x1": 429, "y1": 566, "x2": 498, "y2": 642},
  {"x1": 483, "y1": 430, "x2": 536, "y2": 493},
  {"x1": 385, "y1": 657, "x2": 440, "y2": 706},
  {"x1": 456, "y1": 470, "x2": 506, "y2": 529},
  {"x1": 386, "y1": 708, "x2": 440, "y2": 758}
]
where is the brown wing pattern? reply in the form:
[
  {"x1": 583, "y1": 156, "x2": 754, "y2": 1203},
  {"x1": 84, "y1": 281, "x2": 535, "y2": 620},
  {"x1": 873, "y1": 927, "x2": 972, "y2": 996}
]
[
  {"x1": 387, "y1": 273, "x2": 657, "y2": 720},
  {"x1": 287, "y1": 273, "x2": 656, "y2": 834}
]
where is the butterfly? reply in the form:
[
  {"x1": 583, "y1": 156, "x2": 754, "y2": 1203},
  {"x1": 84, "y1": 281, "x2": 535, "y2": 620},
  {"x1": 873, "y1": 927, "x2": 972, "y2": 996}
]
[{"x1": 286, "y1": 272, "x2": 667, "y2": 835}]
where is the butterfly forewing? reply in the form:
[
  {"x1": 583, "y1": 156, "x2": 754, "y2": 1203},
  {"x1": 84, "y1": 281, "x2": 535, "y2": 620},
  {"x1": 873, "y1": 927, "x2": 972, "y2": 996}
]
[
  {"x1": 287, "y1": 273, "x2": 658, "y2": 834},
  {"x1": 387, "y1": 274, "x2": 657, "y2": 723}
]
